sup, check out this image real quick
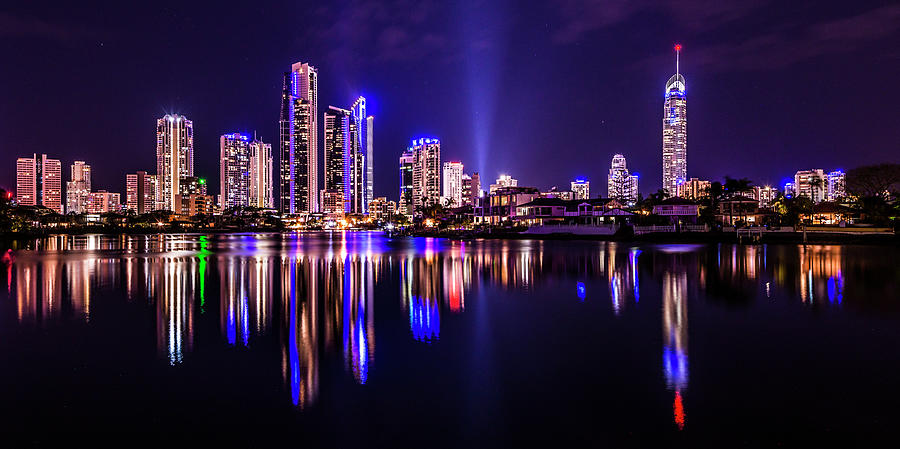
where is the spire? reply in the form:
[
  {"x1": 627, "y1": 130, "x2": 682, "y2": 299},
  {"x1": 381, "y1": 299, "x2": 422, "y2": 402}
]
[{"x1": 674, "y1": 43, "x2": 682, "y2": 78}]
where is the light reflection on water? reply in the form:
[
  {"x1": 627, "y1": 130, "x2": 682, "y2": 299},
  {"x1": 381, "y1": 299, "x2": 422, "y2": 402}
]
[{"x1": 1, "y1": 232, "x2": 893, "y2": 441}]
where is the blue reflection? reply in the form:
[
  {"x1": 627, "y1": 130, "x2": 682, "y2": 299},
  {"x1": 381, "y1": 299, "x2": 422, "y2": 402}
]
[
  {"x1": 629, "y1": 249, "x2": 641, "y2": 302},
  {"x1": 289, "y1": 264, "x2": 300, "y2": 406},
  {"x1": 410, "y1": 296, "x2": 440, "y2": 343},
  {"x1": 827, "y1": 275, "x2": 844, "y2": 304},
  {"x1": 663, "y1": 346, "x2": 689, "y2": 391},
  {"x1": 576, "y1": 282, "x2": 586, "y2": 301}
]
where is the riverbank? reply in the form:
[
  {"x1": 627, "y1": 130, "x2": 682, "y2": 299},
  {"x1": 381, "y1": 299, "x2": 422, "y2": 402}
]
[{"x1": 408, "y1": 229, "x2": 899, "y2": 245}]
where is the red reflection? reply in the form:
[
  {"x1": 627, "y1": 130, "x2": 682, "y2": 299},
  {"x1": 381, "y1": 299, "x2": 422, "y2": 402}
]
[{"x1": 673, "y1": 391, "x2": 686, "y2": 430}]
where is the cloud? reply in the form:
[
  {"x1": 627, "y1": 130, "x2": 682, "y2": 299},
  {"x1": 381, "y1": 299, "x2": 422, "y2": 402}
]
[{"x1": 305, "y1": 0, "x2": 454, "y2": 66}]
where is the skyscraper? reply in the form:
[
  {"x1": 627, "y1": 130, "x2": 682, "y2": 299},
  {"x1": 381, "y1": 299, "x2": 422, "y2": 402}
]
[
  {"x1": 607, "y1": 153, "x2": 639, "y2": 205},
  {"x1": 398, "y1": 149, "x2": 415, "y2": 218},
  {"x1": 126, "y1": 171, "x2": 156, "y2": 214},
  {"x1": 280, "y1": 62, "x2": 319, "y2": 214},
  {"x1": 410, "y1": 138, "x2": 441, "y2": 213},
  {"x1": 66, "y1": 161, "x2": 91, "y2": 214},
  {"x1": 16, "y1": 154, "x2": 62, "y2": 214},
  {"x1": 324, "y1": 106, "x2": 351, "y2": 214},
  {"x1": 827, "y1": 170, "x2": 846, "y2": 201},
  {"x1": 156, "y1": 114, "x2": 194, "y2": 211},
  {"x1": 349, "y1": 98, "x2": 369, "y2": 214},
  {"x1": 366, "y1": 115, "x2": 375, "y2": 208},
  {"x1": 250, "y1": 138, "x2": 274, "y2": 209},
  {"x1": 350, "y1": 96, "x2": 373, "y2": 213},
  {"x1": 662, "y1": 44, "x2": 687, "y2": 195},
  {"x1": 442, "y1": 161, "x2": 464, "y2": 207},
  {"x1": 468, "y1": 172, "x2": 482, "y2": 205},
  {"x1": 571, "y1": 178, "x2": 590, "y2": 200},
  {"x1": 219, "y1": 133, "x2": 252, "y2": 209}
]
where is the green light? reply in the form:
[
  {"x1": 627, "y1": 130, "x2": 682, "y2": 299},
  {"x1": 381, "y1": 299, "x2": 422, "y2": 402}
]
[{"x1": 199, "y1": 178, "x2": 206, "y2": 184}]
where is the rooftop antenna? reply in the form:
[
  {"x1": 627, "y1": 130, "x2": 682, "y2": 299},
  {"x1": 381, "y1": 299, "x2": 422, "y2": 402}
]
[{"x1": 674, "y1": 43, "x2": 682, "y2": 80}]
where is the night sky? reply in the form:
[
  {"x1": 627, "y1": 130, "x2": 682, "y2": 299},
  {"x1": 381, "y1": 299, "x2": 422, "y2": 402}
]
[{"x1": 2, "y1": 0, "x2": 899, "y2": 198}]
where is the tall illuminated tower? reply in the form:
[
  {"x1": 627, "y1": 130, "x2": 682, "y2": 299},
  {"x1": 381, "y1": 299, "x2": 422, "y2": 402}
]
[
  {"x1": 66, "y1": 161, "x2": 91, "y2": 214},
  {"x1": 156, "y1": 114, "x2": 194, "y2": 211},
  {"x1": 219, "y1": 133, "x2": 252, "y2": 209},
  {"x1": 349, "y1": 97, "x2": 370, "y2": 214},
  {"x1": 662, "y1": 44, "x2": 687, "y2": 195},
  {"x1": 323, "y1": 106, "x2": 351, "y2": 214},
  {"x1": 280, "y1": 62, "x2": 319, "y2": 214},
  {"x1": 250, "y1": 138, "x2": 274, "y2": 208},
  {"x1": 410, "y1": 138, "x2": 441, "y2": 212}
]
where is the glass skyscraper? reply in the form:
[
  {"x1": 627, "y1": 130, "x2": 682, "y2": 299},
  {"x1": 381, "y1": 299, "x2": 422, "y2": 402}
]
[
  {"x1": 662, "y1": 45, "x2": 687, "y2": 195},
  {"x1": 279, "y1": 62, "x2": 318, "y2": 214}
]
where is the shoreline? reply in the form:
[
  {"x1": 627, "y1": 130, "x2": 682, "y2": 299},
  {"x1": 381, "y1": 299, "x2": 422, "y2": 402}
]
[{"x1": 2, "y1": 229, "x2": 896, "y2": 246}]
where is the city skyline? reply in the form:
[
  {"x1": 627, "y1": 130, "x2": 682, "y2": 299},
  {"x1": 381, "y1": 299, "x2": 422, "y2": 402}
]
[{"x1": 2, "y1": 2, "x2": 898, "y2": 203}]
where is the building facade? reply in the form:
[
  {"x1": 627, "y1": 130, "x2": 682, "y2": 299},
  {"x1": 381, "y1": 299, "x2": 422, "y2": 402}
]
[
  {"x1": 792, "y1": 169, "x2": 827, "y2": 203},
  {"x1": 324, "y1": 106, "x2": 353, "y2": 214},
  {"x1": 249, "y1": 139, "x2": 274, "y2": 209},
  {"x1": 675, "y1": 177, "x2": 709, "y2": 201},
  {"x1": 280, "y1": 62, "x2": 319, "y2": 214},
  {"x1": 368, "y1": 197, "x2": 396, "y2": 222},
  {"x1": 607, "y1": 154, "x2": 639, "y2": 205},
  {"x1": 442, "y1": 161, "x2": 464, "y2": 207},
  {"x1": 571, "y1": 178, "x2": 590, "y2": 200},
  {"x1": 827, "y1": 170, "x2": 846, "y2": 201},
  {"x1": 489, "y1": 174, "x2": 517, "y2": 193},
  {"x1": 398, "y1": 149, "x2": 415, "y2": 218},
  {"x1": 156, "y1": 114, "x2": 194, "y2": 212},
  {"x1": 16, "y1": 153, "x2": 62, "y2": 213},
  {"x1": 410, "y1": 138, "x2": 441, "y2": 214},
  {"x1": 662, "y1": 45, "x2": 687, "y2": 194},
  {"x1": 219, "y1": 133, "x2": 252, "y2": 210},
  {"x1": 126, "y1": 171, "x2": 156, "y2": 214},
  {"x1": 350, "y1": 96, "x2": 373, "y2": 213},
  {"x1": 66, "y1": 161, "x2": 92, "y2": 214},
  {"x1": 84, "y1": 190, "x2": 121, "y2": 214}
]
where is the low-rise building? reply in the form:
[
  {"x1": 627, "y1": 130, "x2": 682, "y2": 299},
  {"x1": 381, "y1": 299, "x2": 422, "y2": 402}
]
[
  {"x1": 473, "y1": 186, "x2": 540, "y2": 225},
  {"x1": 652, "y1": 197, "x2": 701, "y2": 224},
  {"x1": 368, "y1": 197, "x2": 396, "y2": 222}
]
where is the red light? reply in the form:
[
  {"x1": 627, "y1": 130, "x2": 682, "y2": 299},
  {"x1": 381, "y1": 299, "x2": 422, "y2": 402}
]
[
  {"x1": 674, "y1": 44, "x2": 682, "y2": 52},
  {"x1": 673, "y1": 391, "x2": 686, "y2": 430}
]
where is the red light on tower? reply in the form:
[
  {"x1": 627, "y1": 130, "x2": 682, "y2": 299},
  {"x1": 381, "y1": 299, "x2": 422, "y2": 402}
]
[{"x1": 674, "y1": 44, "x2": 682, "y2": 52}]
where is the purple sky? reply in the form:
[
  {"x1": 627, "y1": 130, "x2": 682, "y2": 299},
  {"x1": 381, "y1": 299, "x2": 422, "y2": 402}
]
[{"x1": 1, "y1": 0, "x2": 898, "y2": 198}]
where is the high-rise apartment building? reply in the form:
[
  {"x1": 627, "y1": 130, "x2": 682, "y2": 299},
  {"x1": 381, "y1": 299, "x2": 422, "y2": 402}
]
[
  {"x1": 398, "y1": 149, "x2": 415, "y2": 218},
  {"x1": 792, "y1": 169, "x2": 827, "y2": 203},
  {"x1": 324, "y1": 106, "x2": 351, "y2": 214},
  {"x1": 219, "y1": 133, "x2": 252, "y2": 210},
  {"x1": 607, "y1": 154, "x2": 639, "y2": 205},
  {"x1": 16, "y1": 153, "x2": 62, "y2": 213},
  {"x1": 662, "y1": 44, "x2": 687, "y2": 194},
  {"x1": 442, "y1": 161, "x2": 464, "y2": 207},
  {"x1": 571, "y1": 178, "x2": 590, "y2": 200},
  {"x1": 250, "y1": 138, "x2": 274, "y2": 208},
  {"x1": 410, "y1": 138, "x2": 441, "y2": 213},
  {"x1": 350, "y1": 96, "x2": 373, "y2": 213},
  {"x1": 66, "y1": 161, "x2": 91, "y2": 214},
  {"x1": 827, "y1": 170, "x2": 846, "y2": 201},
  {"x1": 156, "y1": 114, "x2": 194, "y2": 211},
  {"x1": 126, "y1": 171, "x2": 156, "y2": 214},
  {"x1": 280, "y1": 62, "x2": 319, "y2": 214}
]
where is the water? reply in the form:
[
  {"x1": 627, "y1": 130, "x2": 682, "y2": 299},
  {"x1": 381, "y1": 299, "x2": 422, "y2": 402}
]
[{"x1": 0, "y1": 233, "x2": 898, "y2": 445}]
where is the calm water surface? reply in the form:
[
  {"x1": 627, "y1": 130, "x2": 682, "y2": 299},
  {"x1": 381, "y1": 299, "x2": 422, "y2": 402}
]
[{"x1": 1, "y1": 233, "x2": 898, "y2": 445}]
